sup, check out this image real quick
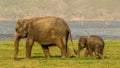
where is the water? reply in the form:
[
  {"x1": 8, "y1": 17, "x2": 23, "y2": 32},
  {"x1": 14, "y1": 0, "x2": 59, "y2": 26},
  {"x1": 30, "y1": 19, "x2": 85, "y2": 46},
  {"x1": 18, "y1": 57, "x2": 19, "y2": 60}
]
[
  {"x1": 0, "y1": 20, "x2": 120, "y2": 40},
  {"x1": 68, "y1": 20, "x2": 120, "y2": 40},
  {"x1": 0, "y1": 20, "x2": 16, "y2": 40}
]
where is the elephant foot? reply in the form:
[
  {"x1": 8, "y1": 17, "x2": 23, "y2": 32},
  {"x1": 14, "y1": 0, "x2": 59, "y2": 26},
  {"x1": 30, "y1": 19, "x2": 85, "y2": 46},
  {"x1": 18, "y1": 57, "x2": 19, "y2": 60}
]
[
  {"x1": 44, "y1": 54, "x2": 51, "y2": 58},
  {"x1": 26, "y1": 55, "x2": 31, "y2": 59},
  {"x1": 14, "y1": 57, "x2": 19, "y2": 60},
  {"x1": 67, "y1": 49, "x2": 74, "y2": 58},
  {"x1": 45, "y1": 56, "x2": 50, "y2": 58},
  {"x1": 67, "y1": 54, "x2": 74, "y2": 58},
  {"x1": 26, "y1": 57, "x2": 31, "y2": 59},
  {"x1": 14, "y1": 56, "x2": 23, "y2": 60},
  {"x1": 99, "y1": 55, "x2": 106, "y2": 59},
  {"x1": 61, "y1": 56, "x2": 66, "y2": 58}
]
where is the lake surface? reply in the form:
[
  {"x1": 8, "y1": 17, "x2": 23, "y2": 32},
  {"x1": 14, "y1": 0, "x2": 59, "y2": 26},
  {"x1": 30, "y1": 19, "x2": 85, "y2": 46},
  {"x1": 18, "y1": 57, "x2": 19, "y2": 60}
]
[{"x1": 0, "y1": 20, "x2": 120, "y2": 40}]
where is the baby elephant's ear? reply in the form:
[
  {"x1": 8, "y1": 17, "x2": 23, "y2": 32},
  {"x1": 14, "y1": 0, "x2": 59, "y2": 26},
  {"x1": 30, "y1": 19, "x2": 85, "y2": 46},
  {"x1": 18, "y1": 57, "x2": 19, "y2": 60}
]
[
  {"x1": 81, "y1": 43, "x2": 85, "y2": 48},
  {"x1": 84, "y1": 38, "x2": 87, "y2": 47},
  {"x1": 81, "y1": 38, "x2": 87, "y2": 48}
]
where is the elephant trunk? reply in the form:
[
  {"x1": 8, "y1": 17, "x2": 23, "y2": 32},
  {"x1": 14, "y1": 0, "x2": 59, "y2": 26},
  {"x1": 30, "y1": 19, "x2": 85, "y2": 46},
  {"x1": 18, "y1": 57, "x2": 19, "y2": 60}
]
[{"x1": 14, "y1": 32, "x2": 20, "y2": 60}]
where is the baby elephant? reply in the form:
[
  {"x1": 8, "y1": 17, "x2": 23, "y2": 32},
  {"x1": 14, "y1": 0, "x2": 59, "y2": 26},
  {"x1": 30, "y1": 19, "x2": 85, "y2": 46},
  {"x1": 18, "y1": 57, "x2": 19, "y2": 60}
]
[{"x1": 76, "y1": 35, "x2": 105, "y2": 59}]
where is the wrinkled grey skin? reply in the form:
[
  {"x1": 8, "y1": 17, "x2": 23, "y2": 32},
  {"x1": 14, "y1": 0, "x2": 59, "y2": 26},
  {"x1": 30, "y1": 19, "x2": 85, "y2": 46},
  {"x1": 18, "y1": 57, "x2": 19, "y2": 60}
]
[
  {"x1": 75, "y1": 35, "x2": 105, "y2": 59},
  {"x1": 14, "y1": 16, "x2": 74, "y2": 60}
]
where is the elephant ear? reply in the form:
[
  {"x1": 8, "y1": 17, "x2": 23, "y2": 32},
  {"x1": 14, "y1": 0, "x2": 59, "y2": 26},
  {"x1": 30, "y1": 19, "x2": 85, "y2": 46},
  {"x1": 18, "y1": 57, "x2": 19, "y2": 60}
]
[
  {"x1": 79, "y1": 36, "x2": 87, "y2": 47},
  {"x1": 17, "y1": 19, "x2": 23, "y2": 27},
  {"x1": 15, "y1": 19, "x2": 23, "y2": 33},
  {"x1": 84, "y1": 38, "x2": 87, "y2": 47},
  {"x1": 23, "y1": 19, "x2": 31, "y2": 32}
]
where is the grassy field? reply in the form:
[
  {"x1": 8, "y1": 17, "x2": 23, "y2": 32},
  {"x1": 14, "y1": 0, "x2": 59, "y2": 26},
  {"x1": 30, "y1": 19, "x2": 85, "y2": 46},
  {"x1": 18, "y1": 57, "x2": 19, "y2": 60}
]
[{"x1": 0, "y1": 40, "x2": 120, "y2": 68}]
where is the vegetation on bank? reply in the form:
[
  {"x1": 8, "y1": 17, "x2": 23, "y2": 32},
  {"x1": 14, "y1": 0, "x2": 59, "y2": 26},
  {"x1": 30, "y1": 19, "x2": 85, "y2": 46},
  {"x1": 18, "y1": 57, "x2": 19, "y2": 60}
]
[
  {"x1": 0, "y1": 0, "x2": 120, "y2": 20},
  {"x1": 0, "y1": 40, "x2": 120, "y2": 68}
]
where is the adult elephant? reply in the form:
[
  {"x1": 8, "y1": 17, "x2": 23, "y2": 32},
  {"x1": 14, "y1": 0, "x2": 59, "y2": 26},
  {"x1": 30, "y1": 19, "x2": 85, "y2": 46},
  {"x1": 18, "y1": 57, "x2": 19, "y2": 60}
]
[{"x1": 14, "y1": 16, "x2": 74, "y2": 60}]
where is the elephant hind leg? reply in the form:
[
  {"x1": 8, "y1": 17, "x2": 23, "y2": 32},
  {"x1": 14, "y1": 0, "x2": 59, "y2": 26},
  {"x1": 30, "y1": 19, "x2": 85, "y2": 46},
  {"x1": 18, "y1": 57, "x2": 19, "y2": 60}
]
[
  {"x1": 63, "y1": 37, "x2": 73, "y2": 58},
  {"x1": 56, "y1": 38, "x2": 67, "y2": 58},
  {"x1": 41, "y1": 45, "x2": 50, "y2": 58},
  {"x1": 95, "y1": 48, "x2": 104, "y2": 59},
  {"x1": 66, "y1": 47, "x2": 73, "y2": 58},
  {"x1": 62, "y1": 37, "x2": 73, "y2": 58},
  {"x1": 99, "y1": 48, "x2": 105, "y2": 59}
]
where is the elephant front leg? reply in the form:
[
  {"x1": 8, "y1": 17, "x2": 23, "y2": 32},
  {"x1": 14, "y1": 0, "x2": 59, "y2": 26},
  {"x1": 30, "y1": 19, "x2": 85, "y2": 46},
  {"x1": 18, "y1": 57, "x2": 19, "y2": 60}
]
[
  {"x1": 86, "y1": 45, "x2": 94, "y2": 57},
  {"x1": 88, "y1": 48, "x2": 93, "y2": 57},
  {"x1": 42, "y1": 45, "x2": 50, "y2": 58},
  {"x1": 26, "y1": 38, "x2": 34, "y2": 59},
  {"x1": 14, "y1": 32, "x2": 20, "y2": 60},
  {"x1": 84, "y1": 49, "x2": 89, "y2": 57}
]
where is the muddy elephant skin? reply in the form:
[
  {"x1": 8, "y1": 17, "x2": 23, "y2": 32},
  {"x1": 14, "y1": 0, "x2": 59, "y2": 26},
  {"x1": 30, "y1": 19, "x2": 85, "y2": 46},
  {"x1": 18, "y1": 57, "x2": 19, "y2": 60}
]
[
  {"x1": 76, "y1": 35, "x2": 105, "y2": 59},
  {"x1": 14, "y1": 16, "x2": 74, "y2": 60}
]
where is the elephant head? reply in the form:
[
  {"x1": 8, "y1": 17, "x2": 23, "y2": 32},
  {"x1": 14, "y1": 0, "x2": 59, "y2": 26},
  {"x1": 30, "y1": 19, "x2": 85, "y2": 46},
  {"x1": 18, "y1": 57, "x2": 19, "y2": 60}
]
[
  {"x1": 15, "y1": 19, "x2": 30, "y2": 38},
  {"x1": 75, "y1": 36, "x2": 87, "y2": 57},
  {"x1": 78, "y1": 36, "x2": 87, "y2": 50},
  {"x1": 14, "y1": 19, "x2": 30, "y2": 60}
]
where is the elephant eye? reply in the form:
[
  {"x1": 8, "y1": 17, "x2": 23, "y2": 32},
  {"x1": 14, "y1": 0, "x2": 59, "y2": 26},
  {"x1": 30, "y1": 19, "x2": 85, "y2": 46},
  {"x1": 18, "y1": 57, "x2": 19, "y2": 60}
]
[{"x1": 15, "y1": 28, "x2": 20, "y2": 33}]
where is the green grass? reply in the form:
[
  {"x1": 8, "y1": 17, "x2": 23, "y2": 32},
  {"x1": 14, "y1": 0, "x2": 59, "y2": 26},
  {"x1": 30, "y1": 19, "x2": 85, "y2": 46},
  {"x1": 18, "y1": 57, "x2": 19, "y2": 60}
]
[{"x1": 0, "y1": 40, "x2": 120, "y2": 68}]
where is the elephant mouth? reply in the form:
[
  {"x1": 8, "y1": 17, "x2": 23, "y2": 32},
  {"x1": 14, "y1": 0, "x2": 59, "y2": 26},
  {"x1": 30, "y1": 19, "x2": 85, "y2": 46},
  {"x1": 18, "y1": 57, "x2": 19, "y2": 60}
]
[
  {"x1": 20, "y1": 33, "x2": 28, "y2": 38},
  {"x1": 24, "y1": 33, "x2": 28, "y2": 38},
  {"x1": 24, "y1": 34, "x2": 28, "y2": 38}
]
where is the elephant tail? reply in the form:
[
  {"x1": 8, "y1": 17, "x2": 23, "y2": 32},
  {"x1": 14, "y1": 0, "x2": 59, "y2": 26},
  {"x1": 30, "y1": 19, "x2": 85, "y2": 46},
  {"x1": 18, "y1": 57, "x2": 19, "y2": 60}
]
[{"x1": 69, "y1": 30, "x2": 77, "y2": 55}]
